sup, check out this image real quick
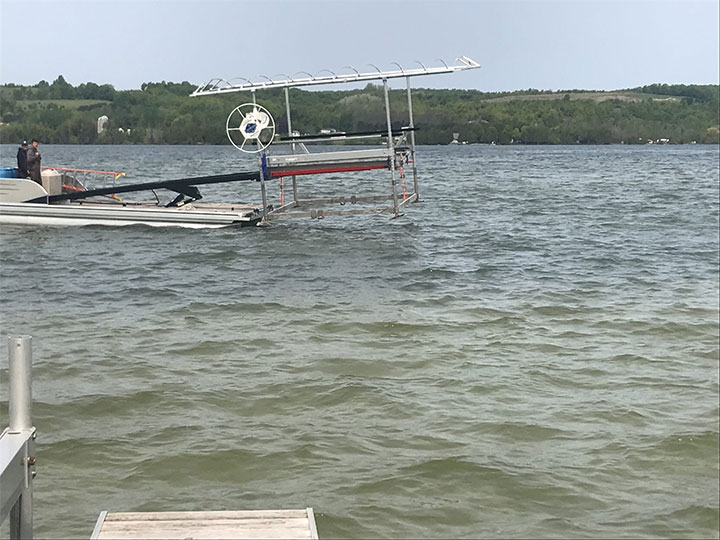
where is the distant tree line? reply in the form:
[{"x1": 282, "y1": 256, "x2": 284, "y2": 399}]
[{"x1": 1, "y1": 76, "x2": 718, "y2": 145}]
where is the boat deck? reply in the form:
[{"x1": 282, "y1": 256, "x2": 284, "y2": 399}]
[{"x1": 91, "y1": 509, "x2": 319, "y2": 539}]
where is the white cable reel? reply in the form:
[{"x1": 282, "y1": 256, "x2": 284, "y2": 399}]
[{"x1": 226, "y1": 103, "x2": 276, "y2": 153}]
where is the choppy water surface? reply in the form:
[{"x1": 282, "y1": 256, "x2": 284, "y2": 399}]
[{"x1": 1, "y1": 144, "x2": 718, "y2": 538}]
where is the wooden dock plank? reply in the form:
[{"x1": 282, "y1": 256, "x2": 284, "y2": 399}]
[
  {"x1": 103, "y1": 509, "x2": 310, "y2": 521},
  {"x1": 92, "y1": 509, "x2": 318, "y2": 540}
]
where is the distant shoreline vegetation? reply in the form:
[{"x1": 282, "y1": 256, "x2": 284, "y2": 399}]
[{"x1": 0, "y1": 76, "x2": 718, "y2": 145}]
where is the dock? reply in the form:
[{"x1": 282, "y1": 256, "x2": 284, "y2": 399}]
[
  {"x1": 0, "y1": 336, "x2": 320, "y2": 539},
  {"x1": 91, "y1": 509, "x2": 318, "y2": 539}
]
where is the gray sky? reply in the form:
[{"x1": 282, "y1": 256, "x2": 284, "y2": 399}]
[{"x1": 0, "y1": 0, "x2": 718, "y2": 92}]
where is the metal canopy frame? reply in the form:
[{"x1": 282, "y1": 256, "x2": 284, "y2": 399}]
[
  {"x1": 190, "y1": 56, "x2": 479, "y2": 96},
  {"x1": 190, "y1": 57, "x2": 481, "y2": 225}
]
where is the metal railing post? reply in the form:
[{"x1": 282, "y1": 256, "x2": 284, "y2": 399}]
[
  {"x1": 285, "y1": 87, "x2": 299, "y2": 207},
  {"x1": 406, "y1": 76, "x2": 420, "y2": 201},
  {"x1": 9, "y1": 337, "x2": 32, "y2": 432},
  {"x1": 383, "y1": 78, "x2": 400, "y2": 217},
  {"x1": 7, "y1": 335, "x2": 34, "y2": 540},
  {"x1": 252, "y1": 90, "x2": 271, "y2": 226}
]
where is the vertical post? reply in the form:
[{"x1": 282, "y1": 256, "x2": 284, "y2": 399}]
[
  {"x1": 8, "y1": 335, "x2": 33, "y2": 540},
  {"x1": 252, "y1": 90, "x2": 270, "y2": 226},
  {"x1": 285, "y1": 87, "x2": 299, "y2": 207},
  {"x1": 406, "y1": 76, "x2": 420, "y2": 202},
  {"x1": 383, "y1": 79, "x2": 400, "y2": 217},
  {"x1": 259, "y1": 165, "x2": 270, "y2": 226},
  {"x1": 9, "y1": 336, "x2": 32, "y2": 432}
]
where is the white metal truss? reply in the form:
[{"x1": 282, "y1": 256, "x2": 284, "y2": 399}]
[{"x1": 191, "y1": 56, "x2": 480, "y2": 97}]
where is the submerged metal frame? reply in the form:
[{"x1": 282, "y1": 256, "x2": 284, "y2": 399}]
[{"x1": 191, "y1": 57, "x2": 480, "y2": 223}]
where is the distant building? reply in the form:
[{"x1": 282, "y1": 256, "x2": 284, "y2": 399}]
[{"x1": 97, "y1": 115, "x2": 109, "y2": 134}]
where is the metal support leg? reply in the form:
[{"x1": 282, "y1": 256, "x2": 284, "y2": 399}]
[
  {"x1": 285, "y1": 88, "x2": 300, "y2": 207},
  {"x1": 383, "y1": 79, "x2": 400, "y2": 217},
  {"x1": 291, "y1": 176, "x2": 299, "y2": 207},
  {"x1": 10, "y1": 492, "x2": 32, "y2": 540},
  {"x1": 406, "y1": 76, "x2": 420, "y2": 202},
  {"x1": 251, "y1": 90, "x2": 270, "y2": 226},
  {"x1": 258, "y1": 173, "x2": 270, "y2": 226}
]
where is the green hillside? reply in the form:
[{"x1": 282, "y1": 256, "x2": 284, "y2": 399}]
[{"x1": 1, "y1": 77, "x2": 718, "y2": 145}]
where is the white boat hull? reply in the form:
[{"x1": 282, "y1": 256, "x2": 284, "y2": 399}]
[{"x1": 0, "y1": 202, "x2": 261, "y2": 229}]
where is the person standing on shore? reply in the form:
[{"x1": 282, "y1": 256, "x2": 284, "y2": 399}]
[
  {"x1": 26, "y1": 139, "x2": 42, "y2": 185},
  {"x1": 16, "y1": 140, "x2": 28, "y2": 178}
]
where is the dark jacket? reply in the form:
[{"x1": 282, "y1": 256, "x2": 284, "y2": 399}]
[
  {"x1": 26, "y1": 145, "x2": 42, "y2": 184},
  {"x1": 17, "y1": 146, "x2": 27, "y2": 172},
  {"x1": 26, "y1": 146, "x2": 41, "y2": 170}
]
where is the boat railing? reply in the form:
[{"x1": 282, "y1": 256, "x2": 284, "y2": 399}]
[
  {"x1": 41, "y1": 166, "x2": 125, "y2": 191},
  {"x1": 40, "y1": 167, "x2": 127, "y2": 200},
  {"x1": 41, "y1": 167, "x2": 125, "y2": 180}
]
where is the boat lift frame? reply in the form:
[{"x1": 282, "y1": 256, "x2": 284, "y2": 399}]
[{"x1": 191, "y1": 56, "x2": 480, "y2": 224}]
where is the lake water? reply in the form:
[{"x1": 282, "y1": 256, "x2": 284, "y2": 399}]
[{"x1": 1, "y1": 144, "x2": 718, "y2": 538}]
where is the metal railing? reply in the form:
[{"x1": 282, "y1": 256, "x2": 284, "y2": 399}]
[{"x1": 1, "y1": 336, "x2": 36, "y2": 539}]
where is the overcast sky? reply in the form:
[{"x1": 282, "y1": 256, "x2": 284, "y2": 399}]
[{"x1": 0, "y1": 0, "x2": 718, "y2": 92}]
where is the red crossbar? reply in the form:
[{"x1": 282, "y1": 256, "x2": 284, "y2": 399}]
[{"x1": 270, "y1": 164, "x2": 388, "y2": 178}]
